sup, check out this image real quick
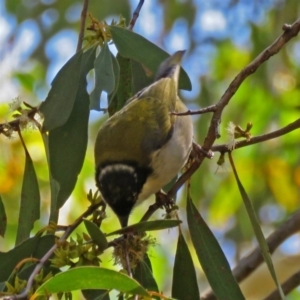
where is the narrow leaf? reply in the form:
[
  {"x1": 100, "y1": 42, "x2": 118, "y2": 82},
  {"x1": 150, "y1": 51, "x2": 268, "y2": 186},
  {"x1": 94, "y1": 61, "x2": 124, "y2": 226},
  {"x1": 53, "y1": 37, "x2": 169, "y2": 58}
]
[
  {"x1": 90, "y1": 44, "x2": 116, "y2": 111},
  {"x1": 16, "y1": 146, "x2": 40, "y2": 245},
  {"x1": 229, "y1": 153, "x2": 286, "y2": 300},
  {"x1": 84, "y1": 219, "x2": 108, "y2": 251},
  {"x1": 33, "y1": 267, "x2": 149, "y2": 297},
  {"x1": 107, "y1": 220, "x2": 181, "y2": 236},
  {"x1": 48, "y1": 46, "x2": 96, "y2": 210},
  {"x1": 0, "y1": 235, "x2": 50, "y2": 281},
  {"x1": 130, "y1": 59, "x2": 152, "y2": 95},
  {"x1": 186, "y1": 197, "x2": 245, "y2": 300},
  {"x1": 172, "y1": 232, "x2": 200, "y2": 300},
  {"x1": 0, "y1": 195, "x2": 7, "y2": 237},
  {"x1": 40, "y1": 51, "x2": 83, "y2": 132},
  {"x1": 109, "y1": 26, "x2": 191, "y2": 91},
  {"x1": 133, "y1": 254, "x2": 159, "y2": 293},
  {"x1": 108, "y1": 53, "x2": 132, "y2": 116}
]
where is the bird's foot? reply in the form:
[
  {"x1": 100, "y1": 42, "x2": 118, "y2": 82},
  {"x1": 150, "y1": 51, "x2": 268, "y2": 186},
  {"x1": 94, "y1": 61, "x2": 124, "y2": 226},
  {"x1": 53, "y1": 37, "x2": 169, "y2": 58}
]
[{"x1": 192, "y1": 142, "x2": 214, "y2": 159}]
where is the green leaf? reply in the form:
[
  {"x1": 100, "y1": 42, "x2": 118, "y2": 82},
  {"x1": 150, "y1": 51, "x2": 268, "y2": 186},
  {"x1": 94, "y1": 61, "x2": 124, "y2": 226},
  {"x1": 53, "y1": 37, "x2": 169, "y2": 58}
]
[
  {"x1": 130, "y1": 59, "x2": 152, "y2": 95},
  {"x1": 108, "y1": 53, "x2": 132, "y2": 116},
  {"x1": 107, "y1": 220, "x2": 181, "y2": 236},
  {"x1": 0, "y1": 195, "x2": 7, "y2": 237},
  {"x1": 48, "y1": 46, "x2": 96, "y2": 210},
  {"x1": 229, "y1": 154, "x2": 286, "y2": 300},
  {"x1": 186, "y1": 196, "x2": 245, "y2": 300},
  {"x1": 84, "y1": 219, "x2": 108, "y2": 251},
  {"x1": 34, "y1": 267, "x2": 149, "y2": 297},
  {"x1": 0, "y1": 235, "x2": 55, "y2": 282},
  {"x1": 109, "y1": 26, "x2": 191, "y2": 91},
  {"x1": 40, "y1": 50, "x2": 83, "y2": 132},
  {"x1": 16, "y1": 147, "x2": 40, "y2": 245},
  {"x1": 133, "y1": 254, "x2": 159, "y2": 293},
  {"x1": 90, "y1": 44, "x2": 116, "y2": 111},
  {"x1": 172, "y1": 232, "x2": 200, "y2": 300}
]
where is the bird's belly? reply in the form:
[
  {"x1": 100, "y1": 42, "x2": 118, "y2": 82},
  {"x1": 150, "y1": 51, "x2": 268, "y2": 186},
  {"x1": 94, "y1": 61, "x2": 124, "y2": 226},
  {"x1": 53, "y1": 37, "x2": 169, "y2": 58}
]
[{"x1": 137, "y1": 114, "x2": 193, "y2": 202}]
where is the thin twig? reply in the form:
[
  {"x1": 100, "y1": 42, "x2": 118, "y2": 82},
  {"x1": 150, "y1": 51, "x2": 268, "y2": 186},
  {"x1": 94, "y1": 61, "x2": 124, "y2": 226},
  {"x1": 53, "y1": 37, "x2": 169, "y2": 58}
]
[
  {"x1": 76, "y1": 0, "x2": 89, "y2": 52},
  {"x1": 201, "y1": 209, "x2": 300, "y2": 300},
  {"x1": 212, "y1": 118, "x2": 300, "y2": 153},
  {"x1": 127, "y1": 0, "x2": 144, "y2": 30},
  {"x1": 3, "y1": 203, "x2": 101, "y2": 300}
]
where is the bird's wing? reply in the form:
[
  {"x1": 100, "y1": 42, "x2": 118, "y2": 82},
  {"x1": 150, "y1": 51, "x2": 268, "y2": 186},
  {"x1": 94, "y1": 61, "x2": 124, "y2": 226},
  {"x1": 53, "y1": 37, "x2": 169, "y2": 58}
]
[{"x1": 94, "y1": 95, "x2": 175, "y2": 167}]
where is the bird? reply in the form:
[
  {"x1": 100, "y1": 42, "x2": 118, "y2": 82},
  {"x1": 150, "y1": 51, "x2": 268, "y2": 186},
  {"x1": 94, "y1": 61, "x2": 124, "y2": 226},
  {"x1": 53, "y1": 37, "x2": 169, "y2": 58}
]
[{"x1": 94, "y1": 50, "x2": 193, "y2": 228}]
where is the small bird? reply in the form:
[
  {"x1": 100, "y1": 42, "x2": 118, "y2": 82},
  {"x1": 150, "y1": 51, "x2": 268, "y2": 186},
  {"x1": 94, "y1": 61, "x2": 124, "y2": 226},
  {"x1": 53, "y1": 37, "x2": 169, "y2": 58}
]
[{"x1": 94, "y1": 51, "x2": 193, "y2": 228}]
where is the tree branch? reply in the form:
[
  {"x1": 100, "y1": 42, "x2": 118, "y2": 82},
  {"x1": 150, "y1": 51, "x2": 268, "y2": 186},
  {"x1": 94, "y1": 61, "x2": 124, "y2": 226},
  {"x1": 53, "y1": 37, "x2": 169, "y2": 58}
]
[
  {"x1": 211, "y1": 118, "x2": 300, "y2": 153},
  {"x1": 127, "y1": 0, "x2": 144, "y2": 30}
]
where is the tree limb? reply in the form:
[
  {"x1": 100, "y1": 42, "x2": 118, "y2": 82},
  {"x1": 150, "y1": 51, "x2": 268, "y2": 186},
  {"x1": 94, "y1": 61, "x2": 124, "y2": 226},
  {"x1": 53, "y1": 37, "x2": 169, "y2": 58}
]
[
  {"x1": 127, "y1": 0, "x2": 144, "y2": 30},
  {"x1": 211, "y1": 118, "x2": 300, "y2": 153}
]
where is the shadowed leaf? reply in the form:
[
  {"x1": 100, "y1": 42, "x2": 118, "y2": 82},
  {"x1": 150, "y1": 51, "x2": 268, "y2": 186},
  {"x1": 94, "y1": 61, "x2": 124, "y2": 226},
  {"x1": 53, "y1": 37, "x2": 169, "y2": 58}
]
[
  {"x1": 230, "y1": 154, "x2": 286, "y2": 300},
  {"x1": 108, "y1": 53, "x2": 132, "y2": 116},
  {"x1": 107, "y1": 220, "x2": 181, "y2": 236},
  {"x1": 40, "y1": 51, "x2": 83, "y2": 132},
  {"x1": 0, "y1": 195, "x2": 7, "y2": 238},
  {"x1": 90, "y1": 43, "x2": 116, "y2": 111},
  {"x1": 133, "y1": 254, "x2": 159, "y2": 293},
  {"x1": 187, "y1": 196, "x2": 245, "y2": 300},
  {"x1": 109, "y1": 26, "x2": 191, "y2": 91},
  {"x1": 16, "y1": 146, "x2": 40, "y2": 245},
  {"x1": 0, "y1": 235, "x2": 55, "y2": 282},
  {"x1": 172, "y1": 232, "x2": 200, "y2": 299},
  {"x1": 84, "y1": 219, "x2": 108, "y2": 251},
  {"x1": 48, "y1": 46, "x2": 96, "y2": 210}
]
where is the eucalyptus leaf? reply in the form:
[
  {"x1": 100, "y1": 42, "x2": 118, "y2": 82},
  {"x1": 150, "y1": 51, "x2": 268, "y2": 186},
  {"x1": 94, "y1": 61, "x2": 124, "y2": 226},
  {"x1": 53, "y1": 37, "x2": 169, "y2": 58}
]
[
  {"x1": 108, "y1": 53, "x2": 132, "y2": 116},
  {"x1": 0, "y1": 235, "x2": 55, "y2": 282},
  {"x1": 172, "y1": 232, "x2": 200, "y2": 300},
  {"x1": 0, "y1": 195, "x2": 7, "y2": 237},
  {"x1": 34, "y1": 267, "x2": 149, "y2": 297},
  {"x1": 230, "y1": 154, "x2": 286, "y2": 300},
  {"x1": 84, "y1": 219, "x2": 108, "y2": 251},
  {"x1": 133, "y1": 254, "x2": 159, "y2": 293},
  {"x1": 186, "y1": 196, "x2": 245, "y2": 300},
  {"x1": 109, "y1": 26, "x2": 191, "y2": 91},
  {"x1": 90, "y1": 44, "x2": 116, "y2": 111},
  {"x1": 130, "y1": 59, "x2": 152, "y2": 95},
  {"x1": 16, "y1": 146, "x2": 40, "y2": 245},
  {"x1": 107, "y1": 220, "x2": 181, "y2": 236},
  {"x1": 48, "y1": 46, "x2": 96, "y2": 210},
  {"x1": 40, "y1": 51, "x2": 83, "y2": 132}
]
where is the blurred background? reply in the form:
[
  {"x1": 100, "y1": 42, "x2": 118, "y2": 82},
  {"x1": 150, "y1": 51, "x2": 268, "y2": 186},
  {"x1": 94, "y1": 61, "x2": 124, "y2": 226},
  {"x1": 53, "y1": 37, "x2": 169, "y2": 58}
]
[{"x1": 1, "y1": 0, "x2": 300, "y2": 299}]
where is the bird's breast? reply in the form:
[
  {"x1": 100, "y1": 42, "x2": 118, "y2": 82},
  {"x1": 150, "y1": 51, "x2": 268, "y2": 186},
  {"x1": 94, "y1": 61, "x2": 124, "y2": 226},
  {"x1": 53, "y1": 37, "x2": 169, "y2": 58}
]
[{"x1": 137, "y1": 109, "x2": 193, "y2": 202}]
